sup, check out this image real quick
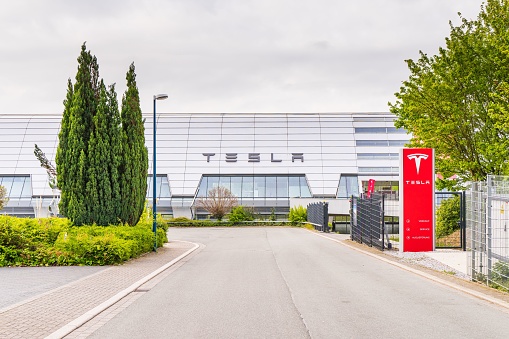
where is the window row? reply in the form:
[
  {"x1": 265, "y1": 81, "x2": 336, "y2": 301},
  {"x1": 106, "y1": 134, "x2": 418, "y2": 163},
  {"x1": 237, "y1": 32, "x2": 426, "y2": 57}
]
[
  {"x1": 356, "y1": 140, "x2": 408, "y2": 147},
  {"x1": 196, "y1": 175, "x2": 312, "y2": 199},
  {"x1": 354, "y1": 127, "x2": 406, "y2": 134},
  {"x1": 357, "y1": 153, "x2": 399, "y2": 160}
]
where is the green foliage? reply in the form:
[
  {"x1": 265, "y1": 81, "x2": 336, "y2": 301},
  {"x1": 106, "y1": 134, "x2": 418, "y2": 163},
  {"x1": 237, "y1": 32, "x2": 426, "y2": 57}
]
[
  {"x1": 119, "y1": 63, "x2": 148, "y2": 226},
  {"x1": 0, "y1": 185, "x2": 8, "y2": 210},
  {"x1": 228, "y1": 206, "x2": 255, "y2": 223},
  {"x1": 269, "y1": 207, "x2": 276, "y2": 221},
  {"x1": 436, "y1": 196, "x2": 461, "y2": 238},
  {"x1": 491, "y1": 261, "x2": 509, "y2": 290},
  {"x1": 56, "y1": 44, "x2": 147, "y2": 226},
  {"x1": 166, "y1": 218, "x2": 293, "y2": 227},
  {"x1": 0, "y1": 215, "x2": 167, "y2": 266},
  {"x1": 390, "y1": 0, "x2": 509, "y2": 188},
  {"x1": 289, "y1": 205, "x2": 307, "y2": 225}
]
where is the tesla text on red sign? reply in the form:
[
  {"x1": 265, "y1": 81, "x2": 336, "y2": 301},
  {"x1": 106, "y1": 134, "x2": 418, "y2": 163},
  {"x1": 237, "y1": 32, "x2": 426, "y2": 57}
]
[{"x1": 400, "y1": 148, "x2": 435, "y2": 252}]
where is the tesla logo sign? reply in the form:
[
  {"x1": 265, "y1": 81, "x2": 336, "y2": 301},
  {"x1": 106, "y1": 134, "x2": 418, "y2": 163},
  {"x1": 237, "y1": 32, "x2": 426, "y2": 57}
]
[
  {"x1": 407, "y1": 153, "x2": 428, "y2": 174},
  {"x1": 400, "y1": 148, "x2": 434, "y2": 252}
]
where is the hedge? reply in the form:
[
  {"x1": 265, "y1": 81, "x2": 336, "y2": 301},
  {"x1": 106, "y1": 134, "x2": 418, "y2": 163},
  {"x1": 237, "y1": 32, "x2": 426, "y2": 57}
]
[{"x1": 0, "y1": 215, "x2": 167, "y2": 266}]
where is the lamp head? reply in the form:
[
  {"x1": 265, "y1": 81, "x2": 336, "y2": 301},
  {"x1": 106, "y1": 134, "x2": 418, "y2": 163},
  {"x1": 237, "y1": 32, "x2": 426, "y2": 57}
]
[{"x1": 154, "y1": 94, "x2": 168, "y2": 100}]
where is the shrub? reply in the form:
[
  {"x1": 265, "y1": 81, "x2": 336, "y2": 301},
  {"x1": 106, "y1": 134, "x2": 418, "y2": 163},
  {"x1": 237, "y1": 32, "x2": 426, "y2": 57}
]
[
  {"x1": 436, "y1": 195, "x2": 461, "y2": 238},
  {"x1": 0, "y1": 215, "x2": 167, "y2": 266},
  {"x1": 269, "y1": 207, "x2": 276, "y2": 221},
  {"x1": 228, "y1": 206, "x2": 255, "y2": 223},
  {"x1": 289, "y1": 206, "x2": 307, "y2": 225}
]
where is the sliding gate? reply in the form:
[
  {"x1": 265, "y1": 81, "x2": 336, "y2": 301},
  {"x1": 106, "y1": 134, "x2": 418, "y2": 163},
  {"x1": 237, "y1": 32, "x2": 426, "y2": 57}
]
[{"x1": 350, "y1": 193, "x2": 391, "y2": 251}]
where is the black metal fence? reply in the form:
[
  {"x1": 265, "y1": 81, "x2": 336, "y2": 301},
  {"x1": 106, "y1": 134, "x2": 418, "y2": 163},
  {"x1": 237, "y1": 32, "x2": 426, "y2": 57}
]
[
  {"x1": 307, "y1": 202, "x2": 329, "y2": 232},
  {"x1": 350, "y1": 193, "x2": 390, "y2": 251}
]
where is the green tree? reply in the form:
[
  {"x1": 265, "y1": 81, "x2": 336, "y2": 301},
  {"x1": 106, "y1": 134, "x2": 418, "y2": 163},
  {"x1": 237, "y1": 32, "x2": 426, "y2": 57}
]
[
  {"x1": 436, "y1": 196, "x2": 461, "y2": 238},
  {"x1": 228, "y1": 206, "x2": 255, "y2": 223},
  {"x1": 389, "y1": 0, "x2": 509, "y2": 189},
  {"x1": 119, "y1": 63, "x2": 148, "y2": 225},
  {"x1": 55, "y1": 79, "x2": 74, "y2": 216},
  {"x1": 57, "y1": 43, "x2": 100, "y2": 225},
  {"x1": 85, "y1": 80, "x2": 124, "y2": 225}
]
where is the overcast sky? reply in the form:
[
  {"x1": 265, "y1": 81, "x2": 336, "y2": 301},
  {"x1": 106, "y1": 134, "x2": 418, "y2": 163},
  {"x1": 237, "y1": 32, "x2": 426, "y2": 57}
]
[{"x1": 0, "y1": 0, "x2": 484, "y2": 115}]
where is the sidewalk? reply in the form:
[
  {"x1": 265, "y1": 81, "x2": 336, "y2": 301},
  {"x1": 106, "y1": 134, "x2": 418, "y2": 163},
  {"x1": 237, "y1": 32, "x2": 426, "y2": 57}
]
[
  {"x1": 0, "y1": 241, "x2": 198, "y2": 339},
  {"x1": 322, "y1": 233, "x2": 468, "y2": 276}
]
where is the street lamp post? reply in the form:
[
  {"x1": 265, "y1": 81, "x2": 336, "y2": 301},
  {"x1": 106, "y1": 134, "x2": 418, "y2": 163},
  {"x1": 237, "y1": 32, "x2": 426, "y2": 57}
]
[{"x1": 153, "y1": 94, "x2": 168, "y2": 251}]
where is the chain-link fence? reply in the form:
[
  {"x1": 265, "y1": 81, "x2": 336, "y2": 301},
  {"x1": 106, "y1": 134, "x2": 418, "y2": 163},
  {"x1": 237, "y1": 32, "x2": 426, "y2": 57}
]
[{"x1": 467, "y1": 175, "x2": 509, "y2": 291}]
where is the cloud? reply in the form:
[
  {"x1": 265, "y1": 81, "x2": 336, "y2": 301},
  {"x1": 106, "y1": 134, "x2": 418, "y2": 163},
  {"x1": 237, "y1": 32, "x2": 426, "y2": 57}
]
[{"x1": 0, "y1": 0, "x2": 483, "y2": 114}]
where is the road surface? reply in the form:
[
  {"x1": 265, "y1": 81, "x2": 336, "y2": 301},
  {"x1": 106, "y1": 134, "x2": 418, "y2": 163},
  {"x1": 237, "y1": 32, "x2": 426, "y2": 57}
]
[{"x1": 90, "y1": 227, "x2": 509, "y2": 338}]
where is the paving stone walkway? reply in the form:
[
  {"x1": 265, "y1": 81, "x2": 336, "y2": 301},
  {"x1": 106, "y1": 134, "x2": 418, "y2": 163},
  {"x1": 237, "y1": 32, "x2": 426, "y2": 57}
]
[{"x1": 0, "y1": 241, "x2": 196, "y2": 339}]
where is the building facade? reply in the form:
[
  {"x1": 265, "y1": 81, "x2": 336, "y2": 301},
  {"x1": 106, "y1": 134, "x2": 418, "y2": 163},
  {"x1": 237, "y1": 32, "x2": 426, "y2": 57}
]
[{"x1": 0, "y1": 112, "x2": 409, "y2": 219}]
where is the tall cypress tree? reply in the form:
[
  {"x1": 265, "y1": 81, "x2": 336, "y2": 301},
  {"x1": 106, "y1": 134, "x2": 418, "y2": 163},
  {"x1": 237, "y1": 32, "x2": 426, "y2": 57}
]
[
  {"x1": 57, "y1": 45, "x2": 147, "y2": 226},
  {"x1": 106, "y1": 84, "x2": 123, "y2": 222},
  {"x1": 56, "y1": 43, "x2": 99, "y2": 225},
  {"x1": 120, "y1": 63, "x2": 148, "y2": 225},
  {"x1": 55, "y1": 79, "x2": 73, "y2": 217},
  {"x1": 86, "y1": 80, "x2": 112, "y2": 225}
]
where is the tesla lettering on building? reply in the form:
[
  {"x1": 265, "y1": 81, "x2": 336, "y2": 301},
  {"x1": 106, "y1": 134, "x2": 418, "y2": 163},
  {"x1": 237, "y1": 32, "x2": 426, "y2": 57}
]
[{"x1": 202, "y1": 153, "x2": 304, "y2": 163}]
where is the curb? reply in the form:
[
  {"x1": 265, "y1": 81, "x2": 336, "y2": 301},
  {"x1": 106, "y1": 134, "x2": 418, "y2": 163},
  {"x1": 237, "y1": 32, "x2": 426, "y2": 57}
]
[
  {"x1": 46, "y1": 241, "x2": 200, "y2": 339},
  {"x1": 311, "y1": 231, "x2": 509, "y2": 311}
]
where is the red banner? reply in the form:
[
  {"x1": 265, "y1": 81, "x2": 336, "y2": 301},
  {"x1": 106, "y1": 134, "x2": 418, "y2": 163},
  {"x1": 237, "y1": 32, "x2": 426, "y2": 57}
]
[
  {"x1": 367, "y1": 179, "x2": 375, "y2": 198},
  {"x1": 400, "y1": 148, "x2": 434, "y2": 252}
]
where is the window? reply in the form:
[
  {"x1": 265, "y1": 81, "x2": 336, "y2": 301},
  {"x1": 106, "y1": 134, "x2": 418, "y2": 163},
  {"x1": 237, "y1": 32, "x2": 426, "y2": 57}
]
[
  {"x1": 356, "y1": 140, "x2": 408, "y2": 147},
  {"x1": 0, "y1": 176, "x2": 32, "y2": 198},
  {"x1": 358, "y1": 167, "x2": 399, "y2": 173},
  {"x1": 337, "y1": 175, "x2": 359, "y2": 198},
  {"x1": 357, "y1": 153, "x2": 399, "y2": 160},
  {"x1": 276, "y1": 176, "x2": 289, "y2": 198},
  {"x1": 146, "y1": 175, "x2": 171, "y2": 198},
  {"x1": 354, "y1": 127, "x2": 387, "y2": 133}
]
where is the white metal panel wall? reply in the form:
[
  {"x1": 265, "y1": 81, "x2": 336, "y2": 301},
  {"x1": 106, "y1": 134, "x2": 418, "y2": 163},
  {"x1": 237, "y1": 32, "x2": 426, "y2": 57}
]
[{"x1": 1, "y1": 112, "x2": 410, "y2": 200}]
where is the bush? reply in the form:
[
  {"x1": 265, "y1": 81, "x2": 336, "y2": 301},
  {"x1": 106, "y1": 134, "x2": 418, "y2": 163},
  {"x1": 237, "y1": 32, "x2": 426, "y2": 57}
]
[
  {"x1": 436, "y1": 195, "x2": 461, "y2": 238},
  {"x1": 289, "y1": 206, "x2": 307, "y2": 225},
  {"x1": 0, "y1": 215, "x2": 167, "y2": 266},
  {"x1": 228, "y1": 206, "x2": 255, "y2": 223}
]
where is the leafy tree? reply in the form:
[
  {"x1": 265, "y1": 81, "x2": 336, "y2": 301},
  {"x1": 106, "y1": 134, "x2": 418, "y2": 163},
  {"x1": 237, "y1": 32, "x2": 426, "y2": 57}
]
[
  {"x1": 196, "y1": 186, "x2": 238, "y2": 221},
  {"x1": 389, "y1": 0, "x2": 509, "y2": 189},
  {"x1": 436, "y1": 195, "x2": 461, "y2": 238},
  {"x1": 0, "y1": 185, "x2": 8, "y2": 210},
  {"x1": 289, "y1": 205, "x2": 307, "y2": 225},
  {"x1": 228, "y1": 206, "x2": 255, "y2": 223},
  {"x1": 119, "y1": 63, "x2": 148, "y2": 225}
]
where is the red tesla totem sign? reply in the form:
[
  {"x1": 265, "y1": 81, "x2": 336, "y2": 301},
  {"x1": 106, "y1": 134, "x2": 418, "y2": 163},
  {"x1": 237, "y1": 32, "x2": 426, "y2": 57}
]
[{"x1": 400, "y1": 148, "x2": 435, "y2": 252}]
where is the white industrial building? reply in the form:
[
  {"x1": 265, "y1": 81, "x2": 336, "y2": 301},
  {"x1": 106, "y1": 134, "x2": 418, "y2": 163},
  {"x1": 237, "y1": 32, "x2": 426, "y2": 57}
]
[{"x1": 0, "y1": 112, "x2": 408, "y2": 221}]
